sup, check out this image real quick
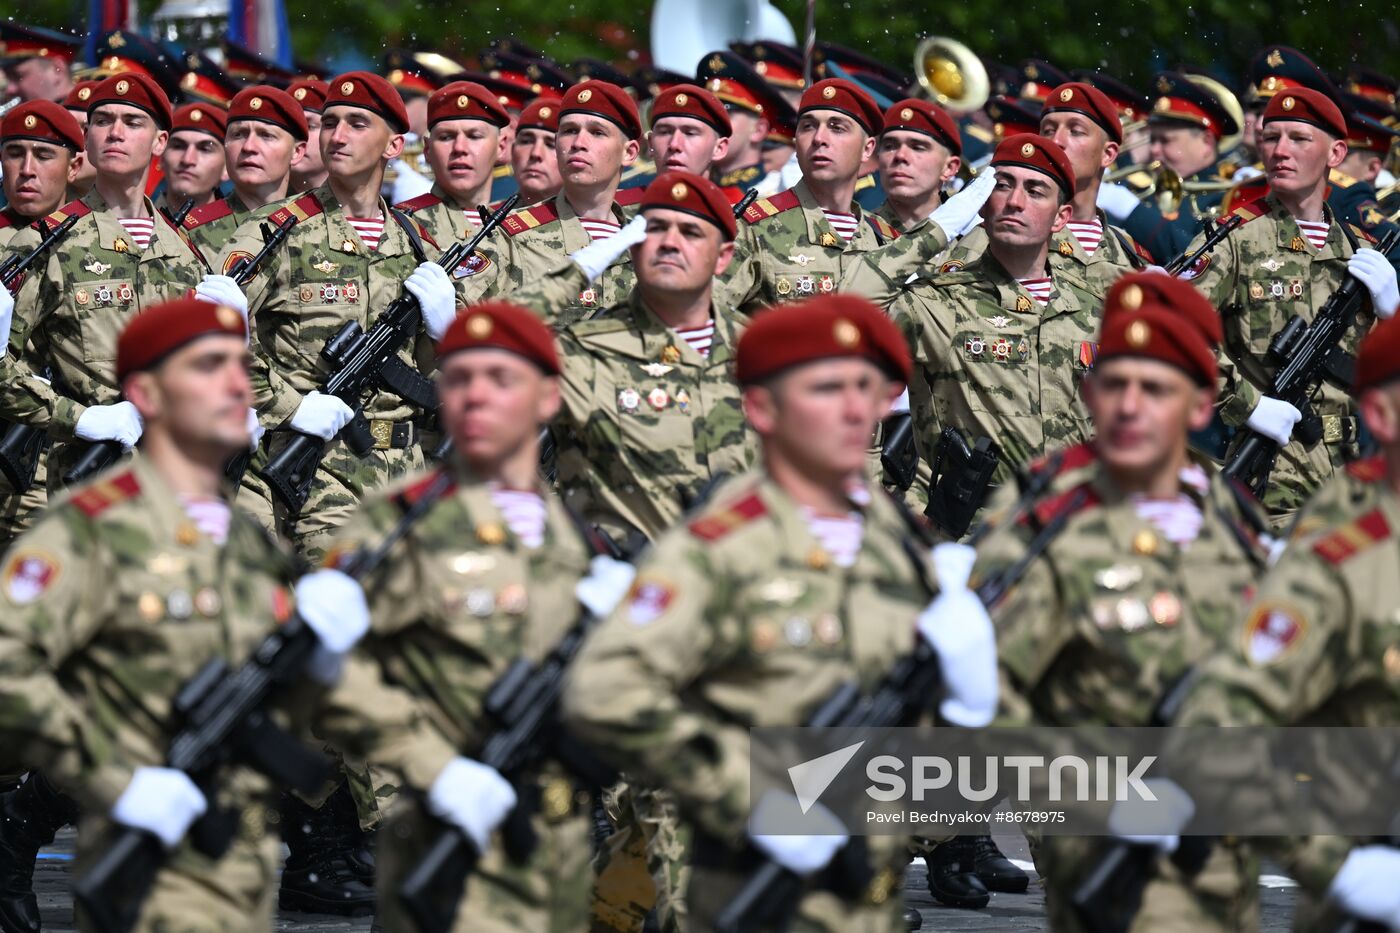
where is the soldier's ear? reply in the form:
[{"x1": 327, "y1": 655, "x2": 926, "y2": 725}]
[
  {"x1": 292, "y1": 139, "x2": 308, "y2": 165},
  {"x1": 742, "y1": 384, "x2": 779, "y2": 435},
  {"x1": 151, "y1": 129, "x2": 169, "y2": 159},
  {"x1": 1100, "y1": 139, "x2": 1120, "y2": 170},
  {"x1": 536, "y1": 375, "x2": 562, "y2": 424},
  {"x1": 860, "y1": 131, "x2": 876, "y2": 162},
  {"x1": 66, "y1": 151, "x2": 86, "y2": 185},
  {"x1": 382, "y1": 131, "x2": 406, "y2": 162},
  {"x1": 621, "y1": 136, "x2": 641, "y2": 167},
  {"x1": 1327, "y1": 138, "x2": 1348, "y2": 169},
  {"x1": 122, "y1": 372, "x2": 161, "y2": 422},
  {"x1": 712, "y1": 133, "x2": 730, "y2": 163},
  {"x1": 1187, "y1": 384, "x2": 1216, "y2": 432}
]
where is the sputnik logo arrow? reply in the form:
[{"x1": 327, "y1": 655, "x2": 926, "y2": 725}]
[{"x1": 787, "y1": 741, "x2": 865, "y2": 814}]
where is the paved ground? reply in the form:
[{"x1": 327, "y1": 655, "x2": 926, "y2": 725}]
[{"x1": 34, "y1": 827, "x2": 1298, "y2": 931}]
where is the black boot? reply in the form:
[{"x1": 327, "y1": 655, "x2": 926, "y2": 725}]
[
  {"x1": 971, "y1": 834, "x2": 1029, "y2": 893},
  {"x1": 277, "y1": 787, "x2": 375, "y2": 916},
  {"x1": 0, "y1": 772, "x2": 78, "y2": 933},
  {"x1": 924, "y1": 837, "x2": 989, "y2": 909},
  {"x1": 903, "y1": 906, "x2": 923, "y2": 930}
]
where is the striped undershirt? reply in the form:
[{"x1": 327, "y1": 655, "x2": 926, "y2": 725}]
[
  {"x1": 462, "y1": 210, "x2": 483, "y2": 228},
  {"x1": 579, "y1": 217, "x2": 621, "y2": 241},
  {"x1": 488, "y1": 485, "x2": 547, "y2": 549},
  {"x1": 1295, "y1": 219, "x2": 1329, "y2": 250},
  {"x1": 1017, "y1": 277, "x2": 1054, "y2": 306},
  {"x1": 674, "y1": 322, "x2": 714, "y2": 357},
  {"x1": 116, "y1": 216, "x2": 155, "y2": 251},
  {"x1": 346, "y1": 216, "x2": 386, "y2": 251},
  {"x1": 1065, "y1": 218, "x2": 1105, "y2": 256},
  {"x1": 1128, "y1": 464, "x2": 1210, "y2": 547},
  {"x1": 800, "y1": 508, "x2": 864, "y2": 568},
  {"x1": 177, "y1": 495, "x2": 231, "y2": 546},
  {"x1": 820, "y1": 209, "x2": 859, "y2": 242}
]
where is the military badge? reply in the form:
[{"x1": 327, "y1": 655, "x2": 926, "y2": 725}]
[
  {"x1": 1131, "y1": 530, "x2": 1158, "y2": 556},
  {"x1": 796, "y1": 274, "x2": 814, "y2": 294},
  {"x1": 475, "y1": 523, "x2": 507, "y2": 546},
  {"x1": 2, "y1": 550, "x2": 59, "y2": 604},
  {"x1": 1058, "y1": 240, "x2": 1074, "y2": 256},
  {"x1": 83, "y1": 258, "x2": 112, "y2": 275},
  {"x1": 674, "y1": 389, "x2": 691, "y2": 412},
  {"x1": 818, "y1": 232, "x2": 841, "y2": 248},
  {"x1": 661, "y1": 345, "x2": 683, "y2": 364},
  {"x1": 313, "y1": 258, "x2": 339, "y2": 275},
  {"x1": 95, "y1": 285, "x2": 113, "y2": 304},
  {"x1": 340, "y1": 239, "x2": 358, "y2": 253},
  {"x1": 299, "y1": 285, "x2": 315, "y2": 302},
  {"x1": 818, "y1": 275, "x2": 834, "y2": 293},
  {"x1": 964, "y1": 336, "x2": 986, "y2": 357},
  {"x1": 138, "y1": 592, "x2": 163, "y2": 621},
  {"x1": 498, "y1": 583, "x2": 528, "y2": 615},
  {"x1": 1270, "y1": 280, "x2": 1285, "y2": 298},
  {"x1": 1114, "y1": 598, "x2": 1151, "y2": 632},
  {"x1": 784, "y1": 617, "x2": 813, "y2": 647},
  {"x1": 1017, "y1": 337, "x2": 1030, "y2": 362},
  {"x1": 1242, "y1": 603, "x2": 1306, "y2": 666},
  {"x1": 626, "y1": 580, "x2": 674, "y2": 626},
  {"x1": 987, "y1": 315, "x2": 1010, "y2": 329},
  {"x1": 1289, "y1": 279, "x2": 1304, "y2": 298},
  {"x1": 466, "y1": 588, "x2": 495, "y2": 616},
  {"x1": 814, "y1": 614, "x2": 843, "y2": 645},
  {"x1": 166, "y1": 590, "x2": 194, "y2": 620},
  {"x1": 1259, "y1": 257, "x2": 1283, "y2": 272},
  {"x1": 75, "y1": 289, "x2": 90, "y2": 306},
  {"x1": 112, "y1": 238, "x2": 129, "y2": 253},
  {"x1": 578, "y1": 287, "x2": 598, "y2": 308},
  {"x1": 1288, "y1": 235, "x2": 1308, "y2": 253},
  {"x1": 788, "y1": 253, "x2": 813, "y2": 266},
  {"x1": 647, "y1": 387, "x2": 670, "y2": 410},
  {"x1": 194, "y1": 587, "x2": 222, "y2": 617},
  {"x1": 939, "y1": 260, "x2": 965, "y2": 274},
  {"x1": 1079, "y1": 341, "x2": 1099, "y2": 367},
  {"x1": 321, "y1": 283, "x2": 339, "y2": 303},
  {"x1": 1149, "y1": 591, "x2": 1181, "y2": 627},
  {"x1": 776, "y1": 277, "x2": 793, "y2": 296},
  {"x1": 1249, "y1": 281, "x2": 1265, "y2": 300},
  {"x1": 1179, "y1": 255, "x2": 1210, "y2": 280},
  {"x1": 223, "y1": 251, "x2": 254, "y2": 276},
  {"x1": 453, "y1": 250, "x2": 491, "y2": 278},
  {"x1": 991, "y1": 338, "x2": 1012, "y2": 360},
  {"x1": 751, "y1": 623, "x2": 778, "y2": 652},
  {"x1": 618, "y1": 387, "x2": 641, "y2": 412},
  {"x1": 344, "y1": 281, "x2": 360, "y2": 302},
  {"x1": 1014, "y1": 295, "x2": 1033, "y2": 313},
  {"x1": 117, "y1": 283, "x2": 133, "y2": 303},
  {"x1": 641, "y1": 363, "x2": 674, "y2": 377}
]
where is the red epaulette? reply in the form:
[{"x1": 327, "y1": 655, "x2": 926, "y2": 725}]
[
  {"x1": 1226, "y1": 193, "x2": 1274, "y2": 226},
  {"x1": 1348, "y1": 223, "x2": 1378, "y2": 245},
  {"x1": 1130, "y1": 237, "x2": 1154, "y2": 263},
  {"x1": 1312, "y1": 509, "x2": 1391, "y2": 565},
  {"x1": 70, "y1": 470, "x2": 141, "y2": 518},
  {"x1": 1029, "y1": 442, "x2": 1097, "y2": 477},
  {"x1": 502, "y1": 201, "x2": 560, "y2": 236},
  {"x1": 395, "y1": 467, "x2": 457, "y2": 507},
  {"x1": 43, "y1": 199, "x2": 93, "y2": 227},
  {"x1": 1346, "y1": 456, "x2": 1387, "y2": 483},
  {"x1": 742, "y1": 189, "x2": 800, "y2": 225},
  {"x1": 1020, "y1": 443, "x2": 1101, "y2": 527},
  {"x1": 1027, "y1": 482, "x2": 1101, "y2": 527},
  {"x1": 867, "y1": 214, "x2": 899, "y2": 241},
  {"x1": 394, "y1": 192, "x2": 443, "y2": 214},
  {"x1": 182, "y1": 198, "x2": 234, "y2": 230},
  {"x1": 266, "y1": 192, "x2": 325, "y2": 228},
  {"x1": 688, "y1": 493, "x2": 767, "y2": 541},
  {"x1": 614, "y1": 187, "x2": 645, "y2": 207}
]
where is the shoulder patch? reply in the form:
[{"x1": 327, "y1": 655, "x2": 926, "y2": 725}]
[
  {"x1": 502, "y1": 202, "x2": 560, "y2": 236},
  {"x1": 688, "y1": 492, "x2": 767, "y2": 541},
  {"x1": 1241, "y1": 602, "x2": 1307, "y2": 666},
  {"x1": 867, "y1": 214, "x2": 899, "y2": 241},
  {"x1": 2, "y1": 549, "x2": 61, "y2": 605},
  {"x1": 1027, "y1": 481, "x2": 1101, "y2": 527},
  {"x1": 267, "y1": 192, "x2": 325, "y2": 228},
  {"x1": 395, "y1": 467, "x2": 457, "y2": 508},
  {"x1": 44, "y1": 198, "x2": 93, "y2": 227},
  {"x1": 1311, "y1": 508, "x2": 1391, "y2": 565},
  {"x1": 614, "y1": 187, "x2": 645, "y2": 207},
  {"x1": 394, "y1": 192, "x2": 444, "y2": 214},
  {"x1": 183, "y1": 198, "x2": 234, "y2": 230},
  {"x1": 742, "y1": 189, "x2": 801, "y2": 225},
  {"x1": 1346, "y1": 456, "x2": 1386, "y2": 483},
  {"x1": 938, "y1": 259, "x2": 966, "y2": 274},
  {"x1": 70, "y1": 470, "x2": 142, "y2": 518},
  {"x1": 1225, "y1": 192, "x2": 1274, "y2": 226}
]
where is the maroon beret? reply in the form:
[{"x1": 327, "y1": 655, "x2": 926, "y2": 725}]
[
  {"x1": 1097, "y1": 272, "x2": 1223, "y2": 386},
  {"x1": 991, "y1": 133, "x2": 1075, "y2": 196},
  {"x1": 429, "y1": 81, "x2": 511, "y2": 130},
  {"x1": 648, "y1": 84, "x2": 731, "y2": 136},
  {"x1": 1356, "y1": 315, "x2": 1400, "y2": 392},
  {"x1": 799, "y1": 78, "x2": 883, "y2": 135},
  {"x1": 737, "y1": 294, "x2": 911, "y2": 385},
  {"x1": 325, "y1": 71, "x2": 410, "y2": 133},
  {"x1": 640, "y1": 170, "x2": 737, "y2": 240},
  {"x1": 516, "y1": 96, "x2": 561, "y2": 133},
  {"x1": 288, "y1": 78, "x2": 329, "y2": 114},
  {"x1": 881, "y1": 98, "x2": 960, "y2": 155},
  {"x1": 1, "y1": 100, "x2": 84, "y2": 151},
  {"x1": 88, "y1": 71, "x2": 173, "y2": 130},
  {"x1": 1263, "y1": 87, "x2": 1347, "y2": 139},
  {"x1": 228, "y1": 86, "x2": 308, "y2": 140},
  {"x1": 171, "y1": 103, "x2": 227, "y2": 142},
  {"x1": 1041, "y1": 82, "x2": 1123, "y2": 144},
  {"x1": 436, "y1": 301, "x2": 560, "y2": 374},
  {"x1": 117, "y1": 297, "x2": 247, "y2": 382},
  {"x1": 62, "y1": 79, "x2": 101, "y2": 113},
  {"x1": 560, "y1": 80, "x2": 641, "y2": 140}
]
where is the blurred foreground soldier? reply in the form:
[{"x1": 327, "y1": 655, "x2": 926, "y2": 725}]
[
  {"x1": 0, "y1": 296, "x2": 369, "y2": 931},
  {"x1": 1184, "y1": 88, "x2": 1397, "y2": 520},
  {"x1": 1169, "y1": 313, "x2": 1400, "y2": 929},
  {"x1": 972, "y1": 273, "x2": 1269, "y2": 931},
  {"x1": 181, "y1": 86, "x2": 308, "y2": 254},
  {"x1": 156, "y1": 103, "x2": 227, "y2": 219},
  {"x1": 394, "y1": 81, "x2": 512, "y2": 244},
  {"x1": 565, "y1": 294, "x2": 998, "y2": 931},
  {"x1": 872, "y1": 98, "x2": 963, "y2": 233},
  {"x1": 508, "y1": 97, "x2": 562, "y2": 207},
  {"x1": 288, "y1": 79, "x2": 331, "y2": 194},
  {"x1": 723, "y1": 78, "x2": 899, "y2": 315},
  {"x1": 318, "y1": 300, "x2": 608, "y2": 933}
]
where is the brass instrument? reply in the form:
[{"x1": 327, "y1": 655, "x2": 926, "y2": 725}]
[
  {"x1": 913, "y1": 36, "x2": 989, "y2": 114},
  {"x1": 1182, "y1": 72, "x2": 1244, "y2": 157},
  {"x1": 0, "y1": 96, "x2": 20, "y2": 119},
  {"x1": 1104, "y1": 159, "x2": 1235, "y2": 215}
]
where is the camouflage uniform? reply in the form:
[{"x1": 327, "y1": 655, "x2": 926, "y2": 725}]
[
  {"x1": 0, "y1": 189, "x2": 209, "y2": 485},
  {"x1": 890, "y1": 254, "x2": 1104, "y2": 485},
  {"x1": 0, "y1": 455, "x2": 305, "y2": 932},
  {"x1": 317, "y1": 461, "x2": 595, "y2": 933},
  {"x1": 180, "y1": 192, "x2": 261, "y2": 257},
  {"x1": 974, "y1": 444, "x2": 1270, "y2": 933},
  {"x1": 722, "y1": 180, "x2": 901, "y2": 316},
  {"x1": 563, "y1": 472, "x2": 933, "y2": 932},
  {"x1": 0, "y1": 207, "x2": 48, "y2": 543},
  {"x1": 1173, "y1": 456, "x2": 1400, "y2": 929},
  {"x1": 394, "y1": 184, "x2": 490, "y2": 246},
  {"x1": 215, "y1": 186, "x2": 445, "y2": 564},
  {"x1": 1184, "y1": 193, "x2": 1376, "y2": 517}
]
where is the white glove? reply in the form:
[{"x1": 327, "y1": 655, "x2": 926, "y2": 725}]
[
  {"x1": 1096, "y1": 182, "x2": 1142, "y2": 222},
  {"x1": 575, "y1": 555, "x2": 637, "y2": 618},
  {"x1": 0, "y1": 282, "x2": 13, "y2": 350},
  {"x1": 1106, "y1": 777, "x2": 1194, "y2": 854},
  {"x1": 245, "y1": 407, "x2": 265, "y2": 453},
  {"x1": 194, "y1": 274, "x2": 249, "y2": 324},
  {"x1": 428, "y1": 756, "x2": 518, "y2": 852},
  {"x1": 1328, "y1": 846, "x2": 1400, "y2": 928},
  {"x1": 405, "y1": 261, "x2": 458, "y2": 341},
  {"x1": 1246, "y1": 396, "x2": 1303, "y2": 447},
  {"x1": 295, "y1": 568, "x2": 370, "y2": 685},
  {"x1": 1348, "y1": 248, "x2": 1400, "y2": 320},
  {"x1": 570, "y1": 214, "x2": 649, "y2": 282},
  {"x1": 111, "y1": 767, "x2": 208, "y2": 849},
  {"x1": 748, "y1": 790, "x2": 849, "y2": 876},
  {"x1": 289, "y1": 391, "x2": 354, "y2": 440},
  {"x1": 916, "y1": 543, "x2": 999, "y2": 727},
  {"x1": 929, "y1": 168, "x2": 997, "y2": 238},
  {"x1": 75, "y1": 400, "x2": 143, "y2": 449}
]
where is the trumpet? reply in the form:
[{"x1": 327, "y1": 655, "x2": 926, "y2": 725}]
[
  {"x1": 1105, "y1": 160, "x2": 1235, "y2": 215},
  {"x1": 913, "y1": 36, "x2": 989, "y2": 114}
]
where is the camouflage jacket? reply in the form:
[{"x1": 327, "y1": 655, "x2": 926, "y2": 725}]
[
  {"x1": 0, "y1": 454, "x2": 305, "y2": 819},
  {"x1": 181, "y1": 191, "x2": 258, "y2": 257},
  {"x1": 722, "y1": 179, "x2": 900, "y2": 315},
  {"x1": 837, "y1": 218, "x2": 951, "y2": 308},
  {"x1": 1184, "y1": 193, "x2": 1375, "y2": 513},
  {"x1": 394, "y1": 183, "x2": 488, "y2": 248},
  {"x1": 890, "y1": 253, "x2": 1103, "y2": 483},
  {"x1": 0, "y1": 189, "x2": 209, "y2": 437},
  {"x1": 0, "y1": 206, "x2": 31, "y2": 251},
  {"x1": 562, "y1": 472, "x2": 933, "y2": 880},
  {"x1": 554, "y1": 291, "x2": 756, "y2": 544}
]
